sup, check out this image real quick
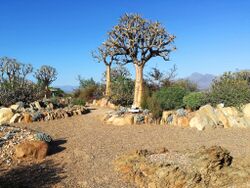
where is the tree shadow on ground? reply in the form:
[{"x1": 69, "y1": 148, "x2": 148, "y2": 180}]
[
  {"x1": 0, "y1": 160, "x2": 65, "y2": 188},
  {"x1": 48, "y1": 138, "x2": 67, "y2": 156}
]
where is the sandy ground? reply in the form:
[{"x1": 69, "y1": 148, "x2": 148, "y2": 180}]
[{"x1": 1, "y1": 107, "x2": 250, "y2": 188}]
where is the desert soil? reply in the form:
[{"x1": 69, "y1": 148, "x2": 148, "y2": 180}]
[{"x1": 1, "y1": 106, "x2": 250, "y2": 188}]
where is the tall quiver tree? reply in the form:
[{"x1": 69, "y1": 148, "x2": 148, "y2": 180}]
[
  {"x1": 34, "y1": 65, "x2": 57, "y2": 98},
  {"x1": 92, "y1": 45, "x2": 116, "y2": 97},
  {"x1": 105, "y1": 14, "x2": 176, "y2": 108}
]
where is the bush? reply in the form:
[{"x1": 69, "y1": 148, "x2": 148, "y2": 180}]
[
  {"x1": 74, "y1": 77, "x2": 104, "y2": 102},
  {"x1": 50, "y1": 87, "x2": 65, "y2": 97},
  {"x1": 103, "y1": 65, "x2": 135, "y2": 107},
  {"x1": 141, "y1": 85, "x2": 152, "y2": 109},
  {"x1": 183, "y1": 92, "x2": 206, "y2": 110},
  {"x1": 71, "y1": 98, "x2": 86, "y2": 106},
  {"x1": 208, "y1": 72, "x2": 250, "y2": 108},
  {"x1": 173, "y1": 79, "x2": 198, "y2": 92},
  {"x1": 147, "y1": 95, "x2": 163, "y2": 120},
  {"x1": 154, "y1": 85, "x2": 189, "y2": 111},
  {"x1": 110, "y1": 76, "x2": 134, "y2": 106},
  {"x1": 0, "y1": 81, "x2": 43, "y2": 106}
]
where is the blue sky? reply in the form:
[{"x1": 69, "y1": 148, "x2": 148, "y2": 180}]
[{"x1": 0, "y1": 0, "x2": 249, "y2": 86}]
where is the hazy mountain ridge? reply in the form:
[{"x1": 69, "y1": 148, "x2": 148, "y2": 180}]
[
  {"x1": 55, "y1": 85, "x2": 77, "y2": 93},
  {"x1": 186, "y1": 72, "x2": 216, "y2": 90}
]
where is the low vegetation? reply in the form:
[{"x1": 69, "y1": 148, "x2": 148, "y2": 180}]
[
  {"x1": 0, "y1": 57, "x2": 57, "y2": 106},
  {"x1": 207, "y1": 71, "x2": 250, "y2": 108}
]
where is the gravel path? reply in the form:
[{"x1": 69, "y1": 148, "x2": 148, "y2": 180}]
[{"x1": 3, "y1": 107, "x2": 250, "y2": 188}]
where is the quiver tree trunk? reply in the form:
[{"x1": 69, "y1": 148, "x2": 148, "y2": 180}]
[
  {"x1": 44, "y1": 85, "x2": 50, "y2": 99},
  {"x1": 133, "y1": 64, "x2": 144, "y2": 108},
  {"x1": 105, "y1": 65, "x2": 111, "y2": 97}
]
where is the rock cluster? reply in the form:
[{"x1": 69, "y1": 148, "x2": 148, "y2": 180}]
[
  {"x1": 0, "y1": 124, "x2": 51, "y2": 166},
  {"x1": 0, "y1": 99, "x2": 90, "y2": 125},
  {"x1": 103, "y1": 107, "x2": 152, "y2": 126},
  {"x1": 114, "y1": 146, "x2": 250, "y2": 188},
  {"x1": 161, "y1": 104, "x2": 250, "y2": 130}
]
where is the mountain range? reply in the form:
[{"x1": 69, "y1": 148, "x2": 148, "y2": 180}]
[
  {"x1": 186, "y1": 72, "x2": 216, "y2": 90},
  {"x1": 56, "y1": 73, "x2": 216, "y2": 93}
]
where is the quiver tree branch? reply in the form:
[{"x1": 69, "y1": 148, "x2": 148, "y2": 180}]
[
  {"x1": 34, "y1": 65, "x2": 57, "y2": 98},
  {"x1": 92, "y1": 44, "x2": 118, "y2": 97}
]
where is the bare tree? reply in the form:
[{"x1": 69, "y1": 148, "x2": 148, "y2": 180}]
[
  {"x1": 104, "y1": 14, "x2": 176, "y2": 107},
  {"x1": 92, "y1": 45, "x2": 117, "y2": 97},
  {"x1": 146, "y1": 64, "x2": 177, "y2": 90},
  {"x1": 34, "y1": 65, "x2": 57, "y2": 98}
]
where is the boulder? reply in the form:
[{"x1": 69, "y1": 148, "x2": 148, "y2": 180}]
[
  {"x1": 9, "y1": 113, "x2": 22, "y2": 124},
  {"x1": 92, "y1": 99, "x2": 97, "y2": 106},
  {"x1": 190, "y1": 105, "x2": 224, "y2": 130},
  {"x1": 198, "y1": 104, "x2": 219, "y2": 124},
  {"x1": 107, "y1": 102, "x2": 118, "y2": 109},
  {"x1": 22, "y1": 113, "x2": 33, "y2": 123},
  {"x1": 99, "y1": 98, "x2": 109, "y2": 107},
  {"x1": 108, "y1": 114, "x2": 134, "y2": 126},
  {"x1": 217, "y1": 106, "x2": 250, "y2": 128},
  {"x1": 177, "y1": 116, "x2": 190, "y2": 127},
  {"x1": 190, "y1": 114, "x2": 207, "y2": 131},
  {"x1": 134, "y1": 114, "x2": 145, "y2": 124},
  {"x1": 243, "y1": 103, "x2": 250, "y2": 118},
  {"x1": 34, "y1": 101, "x2": 42, "y2": 110},
  {"x1": 0, "y1": 108, "x2": 14, "y2": 125},
  {"x1": 15, "y1": 140, "x2": 48, "y2": 160},
  {"x1": 160, "y1": 110, "x2": 174, "y2": 125},
  {"x1": 10, "y1": 102, "x2": 23, "y2": 111}
]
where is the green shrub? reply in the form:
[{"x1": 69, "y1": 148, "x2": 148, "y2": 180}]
[
  {"x1": 183, "y1": 92, "x2": 206, "y2": 110},
  {"x1": 173, "y1": 79, "x2": 198, "y2": 92},
  {"x1": 71, "y1": 98, "x2": 86, "y2": 106},
  {"x1": 110, "y1": 76, "x2": 134, "y2": 106},
  {"x1": 154, "y1": 85, "x2": 189, "y2": 111},
  {"x1": 74, "y1": 77, "x2": 104, "y2": 102},
  {"x1": 147, "y1": 96, "x2": 163, "y2": 120},
  {"x1": 141, "y1": 85, "x2": 152, "y2": 109},
  {"x1": 0, "y1": 81, "x2": 43, "y2": 106},
  {"x1": 208, "y1": 72, "x2": 250, "y2": 108}
]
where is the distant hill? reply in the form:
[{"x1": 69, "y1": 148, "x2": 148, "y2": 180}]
[
  {"x1": 186, "y1": 72, "x2": 216, "y2": 90},
  {"x1": 55, "y1": 85, "x2": 78, "y2": 93}
]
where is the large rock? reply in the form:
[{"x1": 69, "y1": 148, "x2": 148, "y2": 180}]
[
  {"x1": 0, "y1": 108, "x2": 14, "y2": 125},
  {"x1": 9, "y1": 113, "x2": 22, "y2": 124},
  {"x1": 22, "y1": 113, "x2": 33, "y2": 123},
  {"x1": 217, "y1": 107, "x2": 250, "y2": 128},
  {"x1": 34, "y1": 101, "x2": 42, "y2": 110},
  {"x1": 190, "y1": 105, "x2": 222, "y2": 130},
  {"x1": 15, "y1": 140, "x2": 48, "y2": 160},
  {"x1": 99, "y1": 98, "x2": 109, "y2": 107},
  {"x1": 177, "y1": 116, "x2": 190, "y2": 128},
  {"x1": 243, "y1": 103, "x2": 250, "y2": 118},
  {"x1": 106, "y1": 114, "x2": 134, "y2": 126},
  {"x1": 198, "y1": 104, "x2": 219, "y2": 124},
  {"x1": 161, "y1": 110, "x2": 174, "y2": 125},
  {"x1": 190, "y1": 113, "x2": 210, "y2": 131}
]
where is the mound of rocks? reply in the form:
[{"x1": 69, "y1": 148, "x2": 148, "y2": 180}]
[
  {"x1": 161, "y1": 104, "x2": 250, "y2": 130},
  {"x1": 114, "y1": 146, "x2": 250, "y2": 188},
  {"x1": 103, "y1": 107, "x2": 152, "y2": 126},
  {"x1": 0, "y1": 99, "x2": 90, "y2": 125},
  {"x1": 0, "y1": 124, "x2": 51, "y2": 167}
]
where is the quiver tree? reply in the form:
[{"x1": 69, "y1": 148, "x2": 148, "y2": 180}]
[
  {"x1": 34, "y1": 65, "x2": 57, "y2": 98},
  {"x1": 105, "y1": 14, "x2": 176, "y2": 108},
  {"x1": 92, "y1": 45, "x2": 117, "y2": 97},
  {"x1": 0, "y1": 57, "x2": 33, "y2": 87}
]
